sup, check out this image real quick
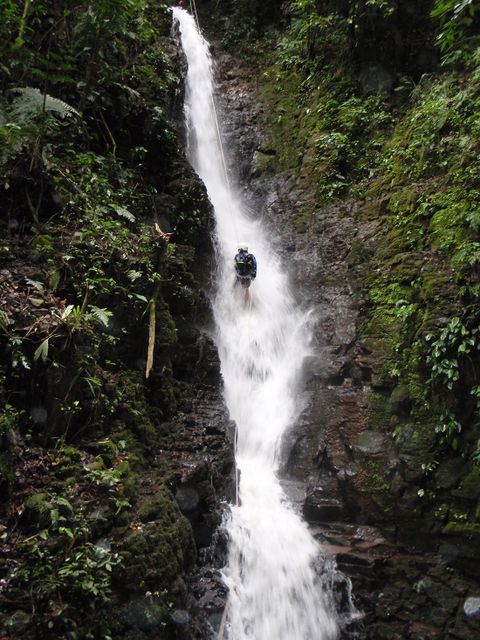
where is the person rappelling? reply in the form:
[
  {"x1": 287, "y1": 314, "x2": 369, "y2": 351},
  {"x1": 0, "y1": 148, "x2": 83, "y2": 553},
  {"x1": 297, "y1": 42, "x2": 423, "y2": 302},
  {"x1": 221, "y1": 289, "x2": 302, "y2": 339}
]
[{"x1": 234, "y1": 244, "x2": 257, "y2": 289}]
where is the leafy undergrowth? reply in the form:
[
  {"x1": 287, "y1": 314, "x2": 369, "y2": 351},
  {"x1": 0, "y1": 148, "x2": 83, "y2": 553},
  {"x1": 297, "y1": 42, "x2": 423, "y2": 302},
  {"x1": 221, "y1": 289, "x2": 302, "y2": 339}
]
[{"x1": 0, "y1": 1, "x2": 211, "y2": 638}]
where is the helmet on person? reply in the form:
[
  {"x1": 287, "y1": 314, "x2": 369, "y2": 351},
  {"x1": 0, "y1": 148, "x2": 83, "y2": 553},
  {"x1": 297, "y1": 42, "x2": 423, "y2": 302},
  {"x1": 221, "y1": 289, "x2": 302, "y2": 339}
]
[{"x1": 238, "y1": 244, "x2": 248, "y2": 253}]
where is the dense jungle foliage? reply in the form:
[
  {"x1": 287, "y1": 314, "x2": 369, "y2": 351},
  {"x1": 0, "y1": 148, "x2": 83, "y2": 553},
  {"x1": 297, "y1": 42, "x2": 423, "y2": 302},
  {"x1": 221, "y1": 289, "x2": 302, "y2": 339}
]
[
  {"x1": 0, "y1": 1, "x2": 212, "y2": 638},
  {"x1": 206, "y1": 0, "x2": 480, "y2": 549}
]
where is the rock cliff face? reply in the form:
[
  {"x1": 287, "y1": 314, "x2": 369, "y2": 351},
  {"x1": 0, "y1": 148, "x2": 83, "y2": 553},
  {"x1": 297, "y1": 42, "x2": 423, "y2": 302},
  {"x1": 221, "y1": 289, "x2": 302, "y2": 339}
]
[{"x1": 213, "y1": 49, "x2": 480, "y2": 639}]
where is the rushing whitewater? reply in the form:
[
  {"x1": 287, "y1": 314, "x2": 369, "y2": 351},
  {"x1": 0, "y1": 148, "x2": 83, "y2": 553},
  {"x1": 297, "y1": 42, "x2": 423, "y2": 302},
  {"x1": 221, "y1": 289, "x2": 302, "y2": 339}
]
[{"x1": 173, "y1": 8, "x2": 338, "y2": 640}]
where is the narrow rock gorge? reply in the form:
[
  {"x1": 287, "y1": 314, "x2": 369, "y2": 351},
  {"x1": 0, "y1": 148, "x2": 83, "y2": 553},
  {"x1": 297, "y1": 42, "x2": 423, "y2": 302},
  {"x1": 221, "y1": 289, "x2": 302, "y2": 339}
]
[{"x1": 2, "y1": 1, "x2": 480, "y2": 639}]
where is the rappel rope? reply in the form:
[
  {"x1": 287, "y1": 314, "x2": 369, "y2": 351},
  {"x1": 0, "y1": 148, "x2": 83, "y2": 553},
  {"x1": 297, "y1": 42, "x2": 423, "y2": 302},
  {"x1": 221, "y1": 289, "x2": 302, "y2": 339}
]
[
  {"x1": 187, "y1": 0, "x2": 240, "y2": 244},
  {"x1": 189, "y1": 0, "x2": 200, "y2": 29}
]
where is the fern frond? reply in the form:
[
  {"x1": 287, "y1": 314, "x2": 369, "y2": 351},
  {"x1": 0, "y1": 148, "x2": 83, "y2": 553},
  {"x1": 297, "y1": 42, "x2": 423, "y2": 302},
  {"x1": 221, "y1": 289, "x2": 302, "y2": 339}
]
[{"x1": 9, "y1": 87, "x2": 80, "y2": 122}]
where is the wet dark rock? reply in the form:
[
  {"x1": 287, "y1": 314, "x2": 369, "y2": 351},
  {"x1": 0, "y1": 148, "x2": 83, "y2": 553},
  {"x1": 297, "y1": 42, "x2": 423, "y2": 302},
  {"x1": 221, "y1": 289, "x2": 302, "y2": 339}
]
[
  {"x1": 176, "y1": 486, "x2": 200, "y2": 514},
  {"x1": 30, "y1": 406, "x2": 48, "y2": 426},
  {"x1": 359, "y1": 64, "x2": 395, "y2": 94},
  {"x1": 435, "y1": 457, "x2": 466, "y2": 490},
  {"x1": 352, "y1": 431, "x2": 385, "y2": 457},
  {"x1": 304, "y1": 487, "x2": 344, "y2": 523},
  {"x1": 121, "y1": 596, "x2": 166, "y2": 632},
  {"x1": 170, "y1": 608, "x2": 190, "y2": 626}
]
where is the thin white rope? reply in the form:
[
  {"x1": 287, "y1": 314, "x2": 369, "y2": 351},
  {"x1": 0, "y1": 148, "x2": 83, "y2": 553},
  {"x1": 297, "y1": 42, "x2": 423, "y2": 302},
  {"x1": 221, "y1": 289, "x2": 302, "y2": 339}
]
[
  {"x1": 187, "y1": 0, "x2": 239, "y2": 242},
  {"x1": 190, "y1": 0, "x2": 201, "y2": 31}
]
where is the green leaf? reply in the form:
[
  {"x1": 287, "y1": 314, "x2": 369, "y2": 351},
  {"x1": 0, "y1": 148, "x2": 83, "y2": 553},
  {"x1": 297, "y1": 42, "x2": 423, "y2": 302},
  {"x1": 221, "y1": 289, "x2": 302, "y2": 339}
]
[
  {"x1": 88, "y1": 306, "x2": 112, "y2": 327},
  {"x1": 0, "y1": 310, "x2": 9, "y2": 330},
  {"x1": 56, "y1": 496, "x2": 73, "y2": 510},
  {"x1": 127, "y1": 270, "x2": 142, "y2": 282},
  {"x1": 112, "y1": 204, "x2": 135, "y2": 222},
  {"x1": 61, "y1": 304, "x2": 74, "y2": 320},
  {"x1": 48, "y1": 269, "x2": 61, "y2": 291},
  {"x1": 34, "y1": 338, "x2": 49, "y2": 362},
  {"x1": 25, "y1": 278, "x2": 45, "y2": 293},
  {"x1": 50, "y1": 508, "x2": 59, "y2": 528}
]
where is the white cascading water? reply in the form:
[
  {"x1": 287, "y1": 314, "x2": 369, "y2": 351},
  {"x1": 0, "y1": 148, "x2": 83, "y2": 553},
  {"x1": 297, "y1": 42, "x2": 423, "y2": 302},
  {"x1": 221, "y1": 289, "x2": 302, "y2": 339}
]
[{"x1": 173, "y1": 8, "x2": 339, "y2": 640}]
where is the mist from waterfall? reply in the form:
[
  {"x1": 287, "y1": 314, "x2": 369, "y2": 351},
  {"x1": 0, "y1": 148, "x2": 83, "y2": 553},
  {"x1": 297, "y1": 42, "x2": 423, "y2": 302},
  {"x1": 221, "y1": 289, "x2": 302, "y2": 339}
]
[{"x1": 172, "y1": 8, "x2": 339, "y2": 639}]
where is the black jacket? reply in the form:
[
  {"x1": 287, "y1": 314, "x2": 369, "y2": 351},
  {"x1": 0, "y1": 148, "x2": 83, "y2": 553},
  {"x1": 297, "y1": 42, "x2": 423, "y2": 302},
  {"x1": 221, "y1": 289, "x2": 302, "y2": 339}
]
[{"x1": 234, "y1": 251, "x2": 257, "y2": 278}]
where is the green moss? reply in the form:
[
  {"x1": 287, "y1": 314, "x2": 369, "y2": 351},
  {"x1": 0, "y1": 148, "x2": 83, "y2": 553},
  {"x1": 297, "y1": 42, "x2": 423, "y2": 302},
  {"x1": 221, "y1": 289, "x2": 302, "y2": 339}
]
[
  {"x1": 54, "y1": 445, "x2": 83, "y2": 479},
  {"x1": 23, "y1": 493, "x2": 53, "y2": 528},
  {"x1": 137, "y1": 487, "x2": 175, "y2": 523},
  {"x1": 120, "y1": 484, "x2": 195, "y2": 598},
  {"x1": 368, "y1": 391, "x2": 392, "y2": 432},
  {"x1": 347, "y1": 238, "x2": 372, "y2": 266},
  {"x1": 356, "y1": 199, "x2": 385, "y2": 220},
  {"x1": 395, "y1": 419, "x2": 438, "y2": 460},
  {"x1": 442, "y1": 521, "x2": 480, "y2": 540},
  {"x1": 86, "y1": 439, "x2": 118, "y2": 467},
  {"x1": 452, "y1": 468, "x2": 480, "y2": 501}
]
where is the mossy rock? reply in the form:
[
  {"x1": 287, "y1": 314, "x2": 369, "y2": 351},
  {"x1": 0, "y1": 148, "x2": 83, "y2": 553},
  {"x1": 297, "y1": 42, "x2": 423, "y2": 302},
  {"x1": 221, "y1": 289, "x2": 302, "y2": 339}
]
[
  {"x1": 396, "y1": 421, "x2": 436, "y2": 460},
  {"x1": 361, "y1": 334, "x2": 397, "y2": 387},
  {"x1": 85, "y1": 439, "x2": 118, "y2": 467},
  {"x1": 442, "y1": 521, "x2": 480, "y2": 544},
  {"x1": 54, "y1": 445, "x2": 83, "y2": 479},
  {"x1": 121, "y1": 484, "x2": 196, "y2": 593},
  {"x1": 388, "y1": 187, "x2": 419, "y2": 215},
  {"x1": 251, "y1": 149, "x2": 276, "y2": 176},
  {"x1": 353, "y1": 430, "x2": 386, "y2": 456},
  {"x1": 347, "y1": 238, "x2": 372, "y2": 266},
  {"x1": 137, "y1": 486, "x2": 176, "y2": 523},
  {"x1": 406, "y1": 375, "x2": 428, "y2": 406},
  {"x1": 120, "y1": 595, "x2": 168, "y2": 633},
  {"x1": 419, "y1": 267, "x2": 454, "y2": 303},
  {"x1": 155, "y1": 298, "x2": 177, "y2": 350},
  {"x1": 368, "y1": 391, "x2": 391, "y2": 431},
  {"x1": 435, "y1": 457, "x2": 466, "y2": 491},
  {"x1": 452, "y1": 467, "x2": 480, "y2": 501},
  {"x1": 355, "y1": 198, "x2": 386, "y2": 220},
  {"x1": 429, "y1": 208, "x2": 467, "y2": 253},
  {"x1": 388, "y1": 384, "x2": 411, "y2": 415},
  {"x1": 0, "y1": 449, "x2": 15, "y2": 487},
  {"x1": 385, "y1": 251, "x2": 425, "y2": 282},
  {"x1": 23, "y1": 493, "x2": 53, "y2": 528},
  {"x1": 116, "y1": 461, "x2": 137, "y2": 501}
]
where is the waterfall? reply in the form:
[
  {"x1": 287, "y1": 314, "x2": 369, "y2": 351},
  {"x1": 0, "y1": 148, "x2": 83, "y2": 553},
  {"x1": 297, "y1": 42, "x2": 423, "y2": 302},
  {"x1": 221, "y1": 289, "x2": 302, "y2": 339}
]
[{"x1": 172, "y1": 8, "x2": 339, "y2": 640}]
